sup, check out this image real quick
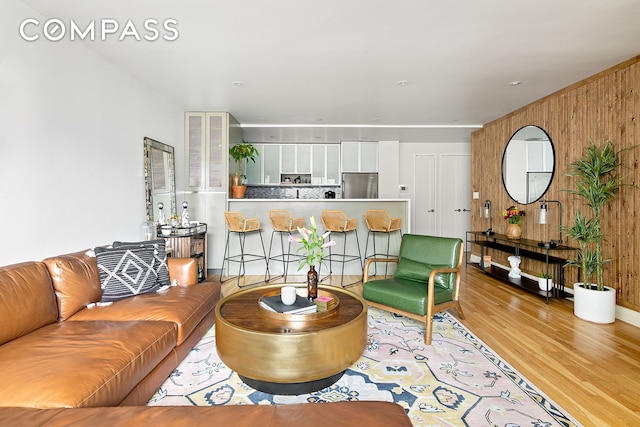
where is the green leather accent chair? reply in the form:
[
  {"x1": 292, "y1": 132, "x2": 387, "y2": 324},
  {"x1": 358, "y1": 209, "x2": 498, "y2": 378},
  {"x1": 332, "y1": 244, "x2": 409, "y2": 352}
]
[{"x1": 362, "y1": 234, "x2": 465, "y2": 344}]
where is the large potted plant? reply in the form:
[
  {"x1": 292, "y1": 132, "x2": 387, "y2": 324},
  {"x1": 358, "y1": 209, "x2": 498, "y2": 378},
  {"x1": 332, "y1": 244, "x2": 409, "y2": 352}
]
[
  {"x1": 563, "y1": 141, "x2": 627, "y2": 323},
  {"x1": 229, "y1": 140, "x2": 258, "y2": 198}
]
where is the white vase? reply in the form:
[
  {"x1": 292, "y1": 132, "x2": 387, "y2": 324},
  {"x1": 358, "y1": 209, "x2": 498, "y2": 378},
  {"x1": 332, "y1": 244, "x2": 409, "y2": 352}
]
[
  {"x1": 538, "y1": 277, "x2": 554, "y2": 291},
  {"x1": 573, "y1": 283, "x2": 616, "y2": 324}
]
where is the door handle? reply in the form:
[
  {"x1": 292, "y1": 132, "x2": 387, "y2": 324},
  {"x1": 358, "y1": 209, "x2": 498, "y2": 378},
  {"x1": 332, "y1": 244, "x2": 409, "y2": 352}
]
[
  {"x1": 427, "y1": 209, "x2": 435, "y2": 213},
  {"x1": 454, "y1": 209, "x2": 462, "y2": 212},
  {"x1": 463, "y1": 209, "x2": 470, "y2": 212}
]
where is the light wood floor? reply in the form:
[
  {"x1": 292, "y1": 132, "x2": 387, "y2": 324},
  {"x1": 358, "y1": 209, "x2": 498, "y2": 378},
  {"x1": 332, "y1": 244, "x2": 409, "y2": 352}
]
[{"x1": 215, "y1": 265, "x2": 640, "y2": 426}]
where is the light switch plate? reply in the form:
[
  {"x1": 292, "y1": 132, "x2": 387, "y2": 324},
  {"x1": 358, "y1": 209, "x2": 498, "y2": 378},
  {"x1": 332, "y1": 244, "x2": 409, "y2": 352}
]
[{"x1": 473, "y1": 191, "x2": 480, "y2": 199}]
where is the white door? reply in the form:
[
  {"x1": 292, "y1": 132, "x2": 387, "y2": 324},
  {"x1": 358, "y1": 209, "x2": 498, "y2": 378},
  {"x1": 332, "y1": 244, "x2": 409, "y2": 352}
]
[
  {"x1": 439, "y1": 154, "x2": 471, "y2": 241},
  {"x1": 413, "y1": 154, "x2": 437, "y2": 235}
]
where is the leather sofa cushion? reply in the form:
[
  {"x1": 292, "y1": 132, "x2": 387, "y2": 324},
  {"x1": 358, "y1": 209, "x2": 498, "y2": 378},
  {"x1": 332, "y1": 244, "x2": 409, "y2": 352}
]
[
  {"x1": 43, "y1": 251, "x2": 102, "y2": 321},
  {"x1": 0, "y1": 320, "x2": 177, "y2": 408},
  {"x1": 0, "y1": 401, "x2": 413, "y2": 426},
  {"x1": 69, "y1": 283, "x2": 220, "y2": 345},
  {"x1": 0, "y1": 262, "x2": 58, "y2": 345}
]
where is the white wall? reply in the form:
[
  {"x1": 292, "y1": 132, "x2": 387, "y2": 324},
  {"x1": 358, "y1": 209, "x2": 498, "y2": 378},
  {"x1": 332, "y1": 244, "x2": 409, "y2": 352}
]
[{"x1": 0, "y1": 0, "x2": 183, "y2": 265}]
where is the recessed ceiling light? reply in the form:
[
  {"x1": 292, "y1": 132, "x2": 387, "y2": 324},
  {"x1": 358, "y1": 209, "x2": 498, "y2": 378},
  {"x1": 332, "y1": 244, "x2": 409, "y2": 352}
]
[
  {"x1": 397, "y1": 80, "x2": 408, "y2": 86},
  {"x1": 509, "y1": 80, "x2": 522, "y2": 86},
  {"x1": 232, "y1": 80, "x2": 245, "y2": 86}
]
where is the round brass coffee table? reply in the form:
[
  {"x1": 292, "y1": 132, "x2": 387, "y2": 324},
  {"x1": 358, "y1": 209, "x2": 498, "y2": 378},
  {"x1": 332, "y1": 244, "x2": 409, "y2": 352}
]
[{"x1": 215, "y1": 284, "x2": 367, "y2": 394}]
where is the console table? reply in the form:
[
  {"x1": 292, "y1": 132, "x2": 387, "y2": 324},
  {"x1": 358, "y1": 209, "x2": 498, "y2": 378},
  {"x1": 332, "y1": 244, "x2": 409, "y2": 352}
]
[{"x1": 466, "y1": 231, "x2": 576, "y2": 303}]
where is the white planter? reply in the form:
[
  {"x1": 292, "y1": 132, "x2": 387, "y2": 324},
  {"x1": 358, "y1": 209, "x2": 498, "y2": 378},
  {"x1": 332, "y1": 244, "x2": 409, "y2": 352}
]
[
  {"x1": 538, "y1": 277, "x2": 554, "y2": 291},
  {"x1": 573, "y1": 283, "x2": 616, "y2": 324}
]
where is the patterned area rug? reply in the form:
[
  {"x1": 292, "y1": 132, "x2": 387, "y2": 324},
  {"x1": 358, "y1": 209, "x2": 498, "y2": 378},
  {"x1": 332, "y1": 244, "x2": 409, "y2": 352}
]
[{"x1": 148, "y1": 307, "x2": 582, "y2": 427}]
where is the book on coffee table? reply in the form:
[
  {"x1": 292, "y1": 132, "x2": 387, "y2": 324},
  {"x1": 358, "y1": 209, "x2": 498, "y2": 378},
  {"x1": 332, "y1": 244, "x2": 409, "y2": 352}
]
[{"x1": 260, "y1": 295, "x2": 317, "y2": 314}]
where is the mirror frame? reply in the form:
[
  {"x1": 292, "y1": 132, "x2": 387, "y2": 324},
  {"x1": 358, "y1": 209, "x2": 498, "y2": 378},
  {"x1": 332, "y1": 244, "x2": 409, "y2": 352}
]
[
  {"x1": 501, "y1": 125, "x2": 555, "y2": 204},
  {"x1": 144, "y1": 137, "x2": 176, "y2": 222}
]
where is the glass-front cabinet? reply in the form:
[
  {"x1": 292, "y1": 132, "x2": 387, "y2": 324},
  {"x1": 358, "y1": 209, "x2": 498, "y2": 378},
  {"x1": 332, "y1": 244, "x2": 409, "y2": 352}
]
[
  {"x1": 245, "y1": 143, "x2": 263, "y2": 184},
  {"x1": 263, "y1": 144, "x2": 280, "y2": 184},
  {"x1": 245, "y1": 143, "x2": 341, "y2": 185},
  {"x1": 185, "y1": 112, "x2": 239, "y2": 191},
  {"x1": 341, "y1": 141, "x2": 378, "y2": 172},
  {"x1": 326, "y1": 144, "x2": 340, "y2": 184}
]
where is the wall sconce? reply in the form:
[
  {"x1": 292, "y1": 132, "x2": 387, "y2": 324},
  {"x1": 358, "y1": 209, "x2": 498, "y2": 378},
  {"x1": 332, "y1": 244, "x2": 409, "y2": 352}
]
[
  {"x1": 480, "y1": 200, "x2": 494, "y2": 235},
  {"x1": 535, "y1": 199, "x2": 563, "y2": 248}
]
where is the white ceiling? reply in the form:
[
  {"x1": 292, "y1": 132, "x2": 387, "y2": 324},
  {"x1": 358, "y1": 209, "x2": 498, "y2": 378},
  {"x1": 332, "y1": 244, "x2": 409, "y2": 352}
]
[{"x1": 21, "y1": 0, "x2": 640, "y2": 142}]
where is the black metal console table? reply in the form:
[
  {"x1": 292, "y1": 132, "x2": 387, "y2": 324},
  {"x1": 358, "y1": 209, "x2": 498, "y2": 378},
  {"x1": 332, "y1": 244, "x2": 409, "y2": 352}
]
[{"x1": 466, "y1": 231, "x2": 576, "y2": 303}]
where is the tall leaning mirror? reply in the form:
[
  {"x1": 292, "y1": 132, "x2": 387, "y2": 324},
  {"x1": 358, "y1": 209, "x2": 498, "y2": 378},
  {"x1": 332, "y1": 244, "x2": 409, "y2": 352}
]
[
  {"x1": 144, "y1": 137, "x2": 176, "y2": 223},
  {"x1": 501, "y1": 125, "x2": 555, "y2": 204}
]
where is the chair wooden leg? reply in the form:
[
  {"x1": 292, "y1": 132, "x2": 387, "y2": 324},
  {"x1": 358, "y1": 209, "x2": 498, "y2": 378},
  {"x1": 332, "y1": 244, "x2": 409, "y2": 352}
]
[
  {"x1": 454, "y1": 302, "x2": 465, "y2": 320},
  {"x1": 424, "y1": 304, "x2": 434, "y2": 345}
]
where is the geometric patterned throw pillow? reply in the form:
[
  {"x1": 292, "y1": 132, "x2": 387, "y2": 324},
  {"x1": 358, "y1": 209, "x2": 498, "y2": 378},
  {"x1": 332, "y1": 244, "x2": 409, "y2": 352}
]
[
  {"x1": 112, "y1": 239, "x2": 170, "y2": 287},
  {"x1": 94, "y1": 246, "x2": 160, "y2": 302}
]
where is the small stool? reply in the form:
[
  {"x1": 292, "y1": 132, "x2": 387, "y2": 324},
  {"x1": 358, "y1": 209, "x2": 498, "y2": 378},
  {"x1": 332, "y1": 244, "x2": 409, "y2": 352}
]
[
  {"x1": 268, "y1": 210, "x2": 305, "y2": 282},
  {"x1": 220, "y1": 211, "x2": 270, "y2": 288},
  {"x1": 320, "y1": 210, "x2": 363, "y2": 287},
  {"x1": 364, "y1": 210, "x2": 402, "y2": 277}
]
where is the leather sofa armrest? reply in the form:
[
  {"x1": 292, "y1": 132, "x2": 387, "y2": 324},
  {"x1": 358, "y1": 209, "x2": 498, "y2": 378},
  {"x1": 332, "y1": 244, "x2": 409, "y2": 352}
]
[{"x1": 167, "y1": 257, "x2": 198, "y2": 286}]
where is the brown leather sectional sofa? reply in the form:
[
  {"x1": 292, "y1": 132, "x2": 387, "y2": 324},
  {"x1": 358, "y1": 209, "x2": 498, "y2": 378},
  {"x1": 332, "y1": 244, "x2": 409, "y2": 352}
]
[{"x1": 0, "y1": 248, "x2": 412, "y2": 426}]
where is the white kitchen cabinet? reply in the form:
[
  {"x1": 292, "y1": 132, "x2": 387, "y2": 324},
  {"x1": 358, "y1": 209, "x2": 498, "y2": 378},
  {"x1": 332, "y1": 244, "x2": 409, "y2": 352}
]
[
  {"x1": 341, "y1": 141, "x2": 378, "y2": 172},
  {"x1": 341, "y1": 142, "x2": 360, "y2": 172},
  {"x1": 281, "y1": 144, "x2": 311, "y2": 175},
  {"x1": 244, "y1": 143, "x2": 262, "y2": 184},
  {"x1": 312, "y1": 145, "x2": 326, "y2": 181},
  {"x1": 263, "y1": 144, "x2": 280, "y2": 184},
  {"x1": 326, "y1": 144, "x2": 340, "y2": 183},
  {"x1": 281, "y1": 145, "x2": 296, "y2": 174},
  {"x1": 360, "y1": 141, "x2": 378, "y2": 172},
  {"x1": 185, "y1": 112, "x2": 240, "y2": 191},
  {"x1": 296, "y1": 144, "x2": 311, "y2": 174}
]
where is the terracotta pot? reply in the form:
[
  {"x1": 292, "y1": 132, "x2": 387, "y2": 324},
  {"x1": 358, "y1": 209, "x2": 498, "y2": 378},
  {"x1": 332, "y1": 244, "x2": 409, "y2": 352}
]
[
  {"x1": 231, "y1": 185, "x2": 247, "y2": 199},
  {"x1": 505, "y1": 223, "x2": 522, "y2": 239}
]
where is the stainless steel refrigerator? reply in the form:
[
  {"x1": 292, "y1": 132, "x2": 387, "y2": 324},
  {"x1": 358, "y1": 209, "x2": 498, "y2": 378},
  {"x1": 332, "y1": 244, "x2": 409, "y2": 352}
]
[{"x1": 342, "y1": 172, "x2": 378, "y2": 198}]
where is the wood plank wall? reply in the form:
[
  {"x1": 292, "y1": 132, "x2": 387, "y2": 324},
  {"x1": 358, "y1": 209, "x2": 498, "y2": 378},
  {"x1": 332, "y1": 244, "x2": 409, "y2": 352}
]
[{"x1": 470, "y1": 55, "x2": 640, "y2": 312}]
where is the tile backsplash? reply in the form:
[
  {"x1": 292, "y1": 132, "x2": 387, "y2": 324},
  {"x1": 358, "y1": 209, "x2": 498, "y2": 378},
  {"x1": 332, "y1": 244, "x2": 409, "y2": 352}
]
[{"x1": 244, "y1": 185, "x2": 341, "y2": 199}]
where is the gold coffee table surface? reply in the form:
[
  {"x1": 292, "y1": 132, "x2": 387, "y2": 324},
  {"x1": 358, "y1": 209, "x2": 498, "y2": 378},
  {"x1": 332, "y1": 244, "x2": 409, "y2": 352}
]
[{"x1": 215, "y1": 284, "x2": 368, "y2": 389}]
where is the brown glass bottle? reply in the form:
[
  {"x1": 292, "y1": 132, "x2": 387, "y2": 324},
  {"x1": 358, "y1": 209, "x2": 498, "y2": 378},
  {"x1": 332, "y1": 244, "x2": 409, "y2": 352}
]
[{"x1": 307, "y1": 265, "x2": 318, "y2": 300}]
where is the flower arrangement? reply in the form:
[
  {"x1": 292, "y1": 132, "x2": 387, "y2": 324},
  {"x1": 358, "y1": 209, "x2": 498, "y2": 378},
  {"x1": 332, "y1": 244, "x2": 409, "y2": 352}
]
[
  {"x1": 502, "y1": 206, "x2": 525, "y2": 224},
  {"x1": 288, "y1": 216, "x2": 335, "y2": 270}
]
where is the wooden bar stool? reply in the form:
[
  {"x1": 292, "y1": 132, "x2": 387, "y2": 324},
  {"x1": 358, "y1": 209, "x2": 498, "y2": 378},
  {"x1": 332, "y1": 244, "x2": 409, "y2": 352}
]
[
  {"x1": 267, "y1": 209, "x2": 305, "y2": 282},
  {"x1": 220, "y1": 211, "x2": 270, "y2": 288},
  {"x1": 364, "y1": 210, "x2": 402, "y2": 277},
  {"x1": 320, "y1": 210, "x2": 363, "y2": 287}
]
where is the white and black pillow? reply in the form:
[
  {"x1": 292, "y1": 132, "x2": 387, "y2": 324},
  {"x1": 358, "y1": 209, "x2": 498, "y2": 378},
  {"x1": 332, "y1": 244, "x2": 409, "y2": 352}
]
[
  {"x1": 112, "y1": 239, "x2": 170, "y2": 287},
  {"x1": 95, "y1": 246, "x2": 159, "y2": 302}
]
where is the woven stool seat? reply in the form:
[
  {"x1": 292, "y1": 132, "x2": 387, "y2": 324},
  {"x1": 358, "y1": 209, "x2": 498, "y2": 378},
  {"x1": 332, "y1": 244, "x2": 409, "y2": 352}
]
[
  {"x1": 364, "y1": 210, "x2": 402, "y2": 278},
  {"x1": 268, "y1": 210, "x2": 305, "y2": 282},
  {"x1": 220, "y1": 211, "x2": 269, "y2": 288},
  {"x1": 320, "y1": 210, "x2": 362, "y2": 287}
]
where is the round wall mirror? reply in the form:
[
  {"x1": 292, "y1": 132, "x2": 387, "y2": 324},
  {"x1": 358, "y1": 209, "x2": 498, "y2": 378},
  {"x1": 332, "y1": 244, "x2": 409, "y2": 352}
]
[{"x1": 501, "y1": 125, "x2": 555, "y2": 204}]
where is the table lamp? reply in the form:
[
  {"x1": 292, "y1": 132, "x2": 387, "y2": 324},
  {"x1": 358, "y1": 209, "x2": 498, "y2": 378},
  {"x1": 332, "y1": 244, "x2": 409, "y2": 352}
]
[
  {"x1": 536, "y1": 199, "x2": 563, "y2": 248},
  {"x1": 481, "y1": 200, "x2": 494, "y2": 235}
]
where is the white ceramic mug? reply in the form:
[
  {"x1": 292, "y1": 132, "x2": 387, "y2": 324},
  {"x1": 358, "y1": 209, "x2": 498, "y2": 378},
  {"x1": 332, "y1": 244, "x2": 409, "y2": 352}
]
[{"x1": 280, "y1": 286, "x2": 297, "y2": 305}]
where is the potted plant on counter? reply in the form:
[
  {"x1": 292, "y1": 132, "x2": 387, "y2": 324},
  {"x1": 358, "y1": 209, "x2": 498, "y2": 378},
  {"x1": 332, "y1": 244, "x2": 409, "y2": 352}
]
[
  {"x1": 563, "y1": 141, "x2": 629, "y2": 323},
  {"x1": 229, "y1": 140, "x2": 259, "y2": 198}
]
